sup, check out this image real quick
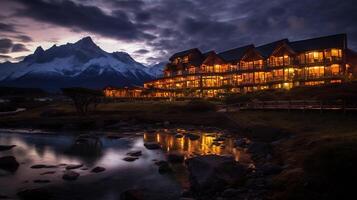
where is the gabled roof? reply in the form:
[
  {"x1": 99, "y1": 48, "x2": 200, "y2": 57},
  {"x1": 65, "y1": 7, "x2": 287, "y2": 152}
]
[
  {"x1": 256, "y1": 39, "x2": 289, "y2": 58},
  {"x1": 202, "y1": 51, "x2": 226, "y2": 66},
  {"x1": 169, "y1": 48, "x2": 201, "y2": 61},
  {"x1": 218, "y1": 45, "x2": 253, "y2": 62},
  {"x1": 289, "y1": 34, "x2": 346, "y2": 52}
]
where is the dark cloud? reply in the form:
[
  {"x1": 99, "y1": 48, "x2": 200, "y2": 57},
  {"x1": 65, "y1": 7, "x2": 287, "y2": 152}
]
[
  {"x1": 2, "y1": 0, "x2": 357, "y2": 63},
  {"x1": 0, "y1": 38, "x2": 29, "y2": 53},
  {"x1": 15, "y1": 35, "x2": 33, "y2": 42},
  {"x1": 134, "y1": 49, "x2": 149, "y2": 54},
  {"x1": 0, "y1": 38, "x2": 13, "y2": 53},
  {"x1": 13, "y1": 0, "x2": 155, "y2": 41},
  {"x1": 11, "y1": 43, "x2": 29, "y2": 52},
  {"x1": 0, "y1": 23, "x2": 17, "y2": 33},
  {"x1": 135, "y1": 11, "x2": 151, "y2": 22}
]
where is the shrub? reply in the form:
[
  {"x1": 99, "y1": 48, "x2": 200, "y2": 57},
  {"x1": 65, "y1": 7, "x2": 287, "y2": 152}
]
[{"x1": 185, "y1": 99, "x2": 216, "y2": 112}]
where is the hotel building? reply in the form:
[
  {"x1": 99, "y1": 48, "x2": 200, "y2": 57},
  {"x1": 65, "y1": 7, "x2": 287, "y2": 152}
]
[{"x1": 105, "y1": 34, "x2": 357, "y2": 98}]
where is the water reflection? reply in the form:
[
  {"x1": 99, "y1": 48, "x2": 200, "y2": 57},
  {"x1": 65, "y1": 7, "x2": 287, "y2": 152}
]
[
  {"x1": 0, "y1": 129, "x2": 245, "y2": 199},
  {"x1": 65, "y1": 135, "x2": 103, "y2": 165},
  {"x1": 144, "y1": 129, "x2": 241, "y2": 161}
]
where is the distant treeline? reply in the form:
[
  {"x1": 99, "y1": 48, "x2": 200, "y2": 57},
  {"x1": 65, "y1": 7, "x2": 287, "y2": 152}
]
[{"x1": 0, "y1": 87, "x2": 46, "y2": 97}]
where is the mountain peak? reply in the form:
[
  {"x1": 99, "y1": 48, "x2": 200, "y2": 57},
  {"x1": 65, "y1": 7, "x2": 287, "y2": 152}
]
[
  {"x1": 34, "y1": 46, "x2": 44, "y2": 54},
  {"x1": 76, "y1": 36, "x2": 95, "y2": 46}
]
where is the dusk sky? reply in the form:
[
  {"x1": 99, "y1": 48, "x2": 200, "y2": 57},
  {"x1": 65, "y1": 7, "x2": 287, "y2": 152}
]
[{"x1": 0, "y1": 0, "x2": 356, "y2": 65}]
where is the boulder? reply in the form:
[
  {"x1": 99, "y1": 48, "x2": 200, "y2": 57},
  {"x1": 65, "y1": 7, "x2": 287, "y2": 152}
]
[
  {"x1": 0, "y1": 156, "x2": 19, "y2": 172},
  {"x1": 91, "y1": 166, "x2": 106, "y2": 173},
  {"x1": 123, "y1": 157, "x2": 138, "y2": 162},
  {"x1": 17, "y1": 188, "x2": 52, "y2": 200},
  {"x1": 62, "y1": 171, "x2": 79, "y2": 181},
  {"x1": 0, "y1": 145, "x2": 16, "y2": 151},
  {"x1": 144, "y1": 142, "x2": 161, "y2": 150},
  {"x1": 186, "y1": 155, "x2": 247, "y2": 194},
  {"x1": 126, "y1": 150, "x2": 142, "y2": 157},
  {"x1": 167, "y1": 152, "x2": 185, "y2": 163},
  {"x1": 65, "y1": 164, "x2": 83, "y2": 170}
]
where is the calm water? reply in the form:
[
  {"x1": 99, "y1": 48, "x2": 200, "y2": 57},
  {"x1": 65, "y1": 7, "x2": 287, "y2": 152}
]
[{"x1": 0, "y1": 129, "x2": 247, "y2": 200}]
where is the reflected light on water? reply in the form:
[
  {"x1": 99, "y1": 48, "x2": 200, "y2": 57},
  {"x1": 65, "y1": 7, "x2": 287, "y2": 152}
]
[{"x1": 144, "y1": 130, "x2": 241, "y2": 161}]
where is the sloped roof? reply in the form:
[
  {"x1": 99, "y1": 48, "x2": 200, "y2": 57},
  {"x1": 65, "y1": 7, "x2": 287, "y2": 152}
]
[
  {"x1": 218, "y1": 45, "x2": 253, "y2": 62},
  {"x1": 169, "y1": 48, "x2": 201, "y2": 61},
  {"x1": 256, "y1": 39, "x2": 289, "y2": 58},
  {"x1": 202, "y1": 51, "x2": 226, "y2": 66},
  {"x1": 290, "y1": 34, "x2": 346, "y2": 52}
]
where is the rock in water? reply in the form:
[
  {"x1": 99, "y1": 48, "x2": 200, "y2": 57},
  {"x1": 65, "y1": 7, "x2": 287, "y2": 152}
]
[
  {"x1": 66, "y1": 164, "x2": 83, "y2": 170},
  {"x1": 91, "y1": 166, "x2": 106, "y2": 173},
  {"x1": 62, "y1": 171, "x2": 80, "y2": 181},
  {"x1": 186, "y1": 155, "x2": 247, "y2": 195},
  {"x1": 123, "y1": 157, "x2": 138, "y2": 162},
  {"x1": 0, "y1": 145, "x2": 16, "y2": 151},
  {"x1": 0, "y1": 156, "x2": 19, "y2": 172},
  {"x1": 144, "y1": 142, "x2": 161, "y2": 150},
  {"x1": 31, "y1": 164, "x2": 57, "y2": 169},
  {"x1": 126, "y1": 150, "x2": 142, "y2": 157}
]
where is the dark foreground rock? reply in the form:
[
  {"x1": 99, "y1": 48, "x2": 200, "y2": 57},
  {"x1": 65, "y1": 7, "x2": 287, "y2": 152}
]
[
  {"x1": 0, "y1": 156, "x2": 19, "y2": 172},
  {"x1": 186, "y1": 155, "x2": 247, "y2": 195},
  {"x1": 91, "y1": 166, "x2": 106, "y2": 173},
  {"x1": 17, "y1": 188, "x2": 52, "y2": 200},
  {"x1": 62, "y1": 171, "x2": 80, "y2": 181},
  {"x1": 144, "y1": 142, "x2": 161, "y2": 150},
  {"x1": 0, "y1": 145, "x2": 16, "y2": 151}
]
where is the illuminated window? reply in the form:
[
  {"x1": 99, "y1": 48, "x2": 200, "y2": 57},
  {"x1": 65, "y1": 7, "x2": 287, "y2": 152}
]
[{"x1": 305, "y1": 66, "x2": 324, "y2": 78}]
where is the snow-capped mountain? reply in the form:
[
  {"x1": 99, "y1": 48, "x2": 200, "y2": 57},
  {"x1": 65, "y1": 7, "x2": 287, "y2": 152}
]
[
  {"x1": 0, "y1": 37, "x2": 155, "y2": 91},
  {"x1": 147, "y1": 62, "x2": 166, "y2": 78}
]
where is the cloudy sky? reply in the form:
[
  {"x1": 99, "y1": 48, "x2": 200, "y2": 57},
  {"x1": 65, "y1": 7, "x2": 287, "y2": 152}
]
[{"x1": 0, "y1": 0, "x2": 356, "y2": 65}]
